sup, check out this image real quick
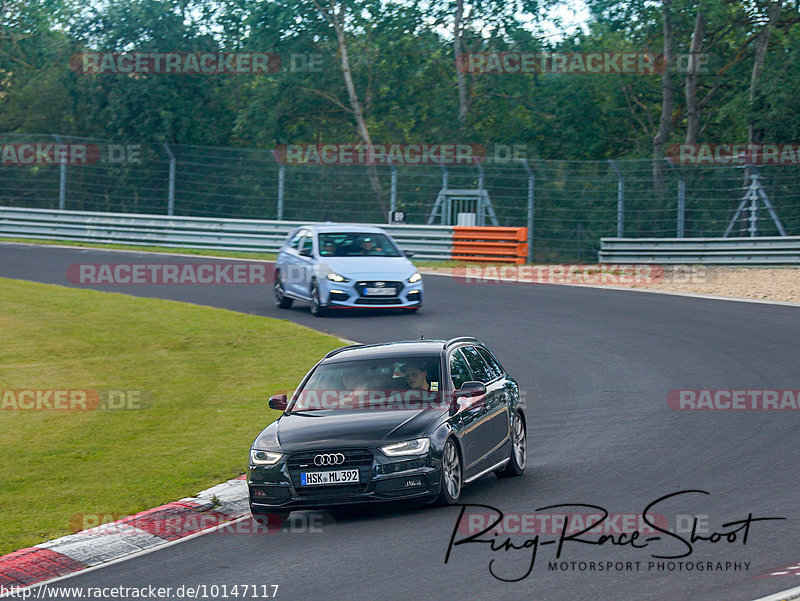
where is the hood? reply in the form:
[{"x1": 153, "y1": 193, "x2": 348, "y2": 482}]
[
  {"x1": 320, "y1": 257, "x2": 416, "y2": 279},
  {"x1": 253, "y1": 408, "x2": 441, "y2": 452}
]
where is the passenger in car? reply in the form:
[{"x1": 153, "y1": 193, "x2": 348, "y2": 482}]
[{"x1": 321, "y1": 240, "x2": 336, "y2": 255}]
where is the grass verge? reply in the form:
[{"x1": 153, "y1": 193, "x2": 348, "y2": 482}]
[
  {"x1": 0, "y1": 237, "x2": 279, "y2": 261},
  {"x1": 0, "y1": 277, "x2": 344, "y2": 554}
]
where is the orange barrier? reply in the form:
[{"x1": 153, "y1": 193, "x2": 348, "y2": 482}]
[{"x1": 452, "y1": 226, "x2": 528, "y2": 264}]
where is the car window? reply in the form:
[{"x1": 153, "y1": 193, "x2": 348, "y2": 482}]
[
  {"x1": 449, "y1": 349, "x2": 472, "y2": 390},
  {"x1": 317, "y1": 232, "x2": 401, "y2": 257},
  {"x1": 289, "y1": 230, "x2": 304, "y2": 249},
  {"x1": 476, "y1": 347, "x2": 504, "y2": 380},
  {"x1": 292, "y1": 355, "x2": 441, "y2": 411},
  {"x1": 460, "y1": 346, "x2": 494, "y2": 383},
  {"x1": 300, "y1": 233, "x2": 313, "y2": 253}
]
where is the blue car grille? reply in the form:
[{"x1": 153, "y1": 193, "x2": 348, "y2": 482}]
[{"x1": 354, "y1": 281, "x2": 403, "y2": 297}]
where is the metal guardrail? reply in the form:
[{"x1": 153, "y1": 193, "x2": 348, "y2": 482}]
[
  {"x1": 0, "y1": 207, "x2": 454, "y2": 260},
  {"x1": 599, "y1": 236, "x2": 800, "y2": 264}
]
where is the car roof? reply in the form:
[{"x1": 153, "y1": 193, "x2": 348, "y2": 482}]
[
  {"x1": 321, "y1": 338, "x2": 482, "y2": 363},
  {"x1": 296, "y1": 224, "x2": 391, "y2": 235}
]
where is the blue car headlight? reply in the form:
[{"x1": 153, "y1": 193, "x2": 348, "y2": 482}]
[
  {"x1": 326, "y1": 272, "x2": 350, "y2": 283},
  {"x1": 407, "y1": 272, "x2": 422, "y2": 284}
]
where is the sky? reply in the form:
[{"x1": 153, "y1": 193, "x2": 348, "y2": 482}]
[{"x1": 538, "y1": 0, "x2": 592, "y2": 42}]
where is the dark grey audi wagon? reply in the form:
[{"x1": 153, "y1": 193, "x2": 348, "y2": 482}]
[{"x1": 248, "y1": 337, "x2": 527, "y2": 520}]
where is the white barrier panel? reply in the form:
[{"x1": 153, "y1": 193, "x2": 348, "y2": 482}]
[
  {"x1": 599, "y1": 236, "x2": 800, "y2": 264},
  {"x1": 0, "y1": 206, "x2": 454, "y2": 260}
]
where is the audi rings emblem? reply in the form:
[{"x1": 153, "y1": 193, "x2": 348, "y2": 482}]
[{"x1": 314, "y1": 453, "x2": 345, "y2": 466}]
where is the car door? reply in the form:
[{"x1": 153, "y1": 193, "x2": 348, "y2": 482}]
[
  {"x1": 296, "y1": 232, "x2": 315, "y2": 297},
  {"x1": 283, "y1": 229, "x2": 314, "y2": 298},
  {"x1": 460, "y1": 345, "x2": 510, "y2": 466},
  {"x1": 447, "y1": 347, "x2": 496, "y2": 477}
]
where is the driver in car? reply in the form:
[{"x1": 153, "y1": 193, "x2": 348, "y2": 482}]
[
  {"x1": 399, "y1": 362, "x2": 431, "y2": 391},
  {"x1": 386, "y1": 361, "x2": 440, "y2": 409},
  {"x1": 359, "y1": 236, "x2": 383, "y2": 255}
]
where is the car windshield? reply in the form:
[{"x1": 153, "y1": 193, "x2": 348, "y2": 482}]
[
  {"x1": 291, "y1": 356, "x2": 442, "y2": 411},
  {"x1": 318, "y1": 232, "x2": 401, "y2": 257}
]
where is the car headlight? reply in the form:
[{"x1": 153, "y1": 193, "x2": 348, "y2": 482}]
[
  {"x1": 326, "y1": 272, "x2": 350, "y2": 283},
  {"x1": 380, "y1": 437, "x2": 430, "y2": 456},
  {"x1": 250, "y1": 449, "x2": 283, "y2": 465},
  {"x1": 407, "y1": 272, "x2": 422, "y2": 283}
]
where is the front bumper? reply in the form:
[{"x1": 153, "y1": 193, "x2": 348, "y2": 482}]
[
  {"x1": 320, "y1": 278, "x2": 423, "y2": 309},
  {"x1": 247, "y1": 447, "x2": 439, "y2": 511}
]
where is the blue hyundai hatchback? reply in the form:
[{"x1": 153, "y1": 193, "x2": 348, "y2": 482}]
[{"x1": 273, "y1": 224, "x2": 423, "y2": 316}]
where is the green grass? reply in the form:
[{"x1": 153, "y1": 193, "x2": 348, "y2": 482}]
[
  {"x1": 0, "y1": 277, "x2": 345, "y2": 554},
  {"x1": 0, "y1": 237, "x2": 279, "y2": 261}
]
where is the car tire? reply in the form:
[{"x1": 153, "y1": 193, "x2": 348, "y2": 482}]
[
  {"x1": 496, "y1": 412, "x2": 526, "y2": 478},
  {"x1": 274, "y1": 271, "x2": 293, "y2": 309},
  {"x1": 433, "y1": 438, "x2": 462, "y2": 506},
  {"x1": 309, "y1": 280, "x2": 327, "y2": 317}
]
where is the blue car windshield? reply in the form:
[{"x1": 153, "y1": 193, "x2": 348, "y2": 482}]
[{"x1": 318, "y1": 233, "x2": 401, "y2": 257}]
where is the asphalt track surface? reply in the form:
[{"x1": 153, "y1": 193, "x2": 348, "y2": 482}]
[{"x1": 1, "y1": 242, "x2": 799, "y2": 601}]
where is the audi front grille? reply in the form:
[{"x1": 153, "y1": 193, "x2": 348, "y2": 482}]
[{"x1": 287, "y1": 448, "x2": 374, "y2": 498}]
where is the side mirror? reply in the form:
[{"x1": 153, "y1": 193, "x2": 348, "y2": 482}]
[
  {"x1": 457, "y1": 381, "x2": 487, "y2": 399},
  {"x1": 449, "y1": 381, "x2": 487, "y2": 415},
  {"x1": 268, "y1": 394, "x2": 288, "y2": 411},
  {"x1": 403, "y1": 250, "x2": 415, "y2": 258},
  {"x1": 299, "y1": 248, "x2": 313, "y2": 258}
]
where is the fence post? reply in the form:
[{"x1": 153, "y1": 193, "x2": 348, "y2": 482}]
[
  {"x1": 389, "y1": 162, "x2": 397, "y2": 223},
  {"x1": 664, "y1": 157, "x2": 685, "y2": 237},
  {"x1": 277, "y1": 163, "x2": 285, "y2": 220},
  {"x1": 608, "y1": 160, "x2": 624, "y2": 237},
  {"x1": 476, "y1": 159, "x2": 485, "y2": 226},
  {"x1": 520, "y1": 159, "x2": 534, "y2": 263},
  {"x1": 441, "y1": 163, "x2": 449, "y2": 225},
  {"x1": 677, "y1": 176, "x2": 686, "y2": 237},
  {"x1": 748, "y1": 166, "x2": 759, "y2": 237},
  {"x1": 163, "y1": 142, "x2": 176, "y2": 216},
  {"x1": 54, "y1": 134, "x2": 66, "y2": 210}
]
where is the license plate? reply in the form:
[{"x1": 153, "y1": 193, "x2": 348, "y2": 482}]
[
  {"x1": 364, "y1": 287, "x2": 395, "y2": 296},
  {"x1": 300, "y1": 469, "x2": 360, "y2": 486}
]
